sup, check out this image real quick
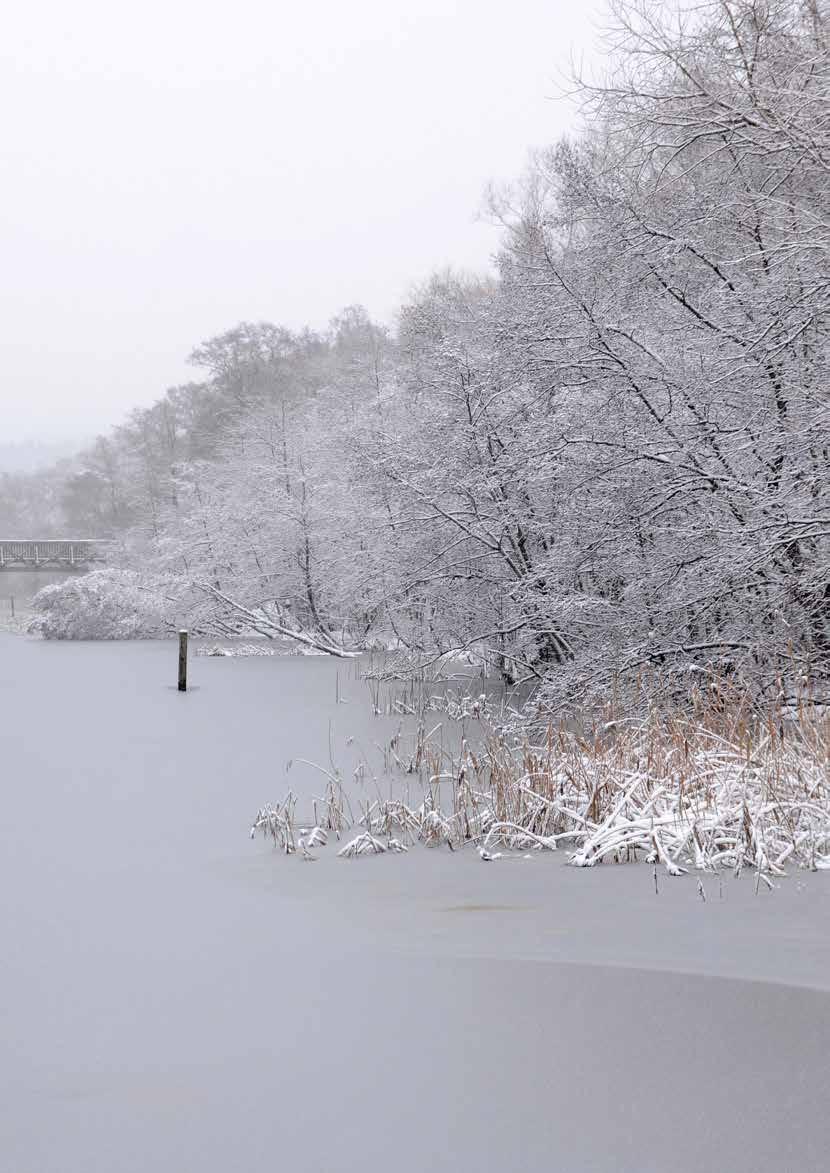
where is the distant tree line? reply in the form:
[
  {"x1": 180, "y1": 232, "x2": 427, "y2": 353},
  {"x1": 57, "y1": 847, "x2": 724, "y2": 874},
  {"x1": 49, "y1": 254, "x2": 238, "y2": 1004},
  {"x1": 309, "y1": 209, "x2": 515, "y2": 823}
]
[{"x1": 28, "y1": 0, "x2": 830, "y2": 708}]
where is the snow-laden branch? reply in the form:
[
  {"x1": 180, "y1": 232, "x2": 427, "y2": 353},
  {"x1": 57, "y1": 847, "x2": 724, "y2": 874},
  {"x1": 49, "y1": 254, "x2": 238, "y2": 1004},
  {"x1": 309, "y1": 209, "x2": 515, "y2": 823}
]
[{"x1": 198, "y1": 584, "x2": 359, "y2": 658}]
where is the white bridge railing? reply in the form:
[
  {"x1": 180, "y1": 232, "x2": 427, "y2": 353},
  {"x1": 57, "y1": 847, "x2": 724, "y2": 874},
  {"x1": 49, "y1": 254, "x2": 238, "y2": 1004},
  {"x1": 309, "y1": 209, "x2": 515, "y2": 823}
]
[{"x1": 0, "y1": 540, "x2": 110, "y2": 569}]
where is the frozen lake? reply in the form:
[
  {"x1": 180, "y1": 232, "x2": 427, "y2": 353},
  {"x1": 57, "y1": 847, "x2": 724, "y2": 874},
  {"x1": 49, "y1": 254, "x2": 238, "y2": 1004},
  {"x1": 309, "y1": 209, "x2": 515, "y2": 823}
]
[
  {"x1": 1, "y1": 633, "x2": 829, "y2": 1172},
  {"x1": 0, "y1": 568, "x2": 71, "y2": 625},
  {"x1": 0, "y1": 567, "x2": 74, "y2": 603}
]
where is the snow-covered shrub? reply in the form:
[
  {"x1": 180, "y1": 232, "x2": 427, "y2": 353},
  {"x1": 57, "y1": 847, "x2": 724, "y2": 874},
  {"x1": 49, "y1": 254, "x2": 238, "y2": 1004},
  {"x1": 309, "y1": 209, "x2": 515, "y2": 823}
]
[{"x1": 29, "y1": 569, "x2": 177, "y2": 639}]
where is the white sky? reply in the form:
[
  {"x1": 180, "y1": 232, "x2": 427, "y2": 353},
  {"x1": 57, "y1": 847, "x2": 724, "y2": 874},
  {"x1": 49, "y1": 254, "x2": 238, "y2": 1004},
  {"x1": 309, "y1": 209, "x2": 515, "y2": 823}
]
[{"x1": 1, "y1": 0, "x2": 599, "y2": 445}]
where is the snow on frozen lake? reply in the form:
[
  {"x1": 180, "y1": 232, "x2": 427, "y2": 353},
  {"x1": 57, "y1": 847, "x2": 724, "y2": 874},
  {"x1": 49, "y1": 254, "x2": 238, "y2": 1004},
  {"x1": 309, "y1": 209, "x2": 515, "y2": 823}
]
[
  {"x1": 1, "y1": 633, "x2": 829, "y2": 1172},
  {"x1": 0, "y1": 568, "x2": 71, "y2": 606}
]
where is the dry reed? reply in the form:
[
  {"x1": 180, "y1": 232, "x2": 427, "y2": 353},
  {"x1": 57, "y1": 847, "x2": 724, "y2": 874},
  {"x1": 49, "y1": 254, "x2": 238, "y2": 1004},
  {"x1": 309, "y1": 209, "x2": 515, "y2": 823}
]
[{"x1": 251, "y1": 690, "x2": 830, "y2": 876}]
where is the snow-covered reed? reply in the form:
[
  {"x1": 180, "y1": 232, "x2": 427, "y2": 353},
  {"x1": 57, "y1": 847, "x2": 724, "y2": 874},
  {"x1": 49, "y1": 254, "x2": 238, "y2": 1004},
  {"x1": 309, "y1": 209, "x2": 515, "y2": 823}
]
[
  {"x1": 469, "y1": 696, "x2": 830, "y2": 875},
  {"x1": 250, "y1": 792, "x2": 298, "y2": 854},
  {"x1": 483, "y1": 723, "x2": 828, "y2": 876},
  {"x1": 252, "y1": 694, "x2": 830, "y2": 876},
  {"x1": 337, "y1": 832, "x2": 408, "y2": 858}
]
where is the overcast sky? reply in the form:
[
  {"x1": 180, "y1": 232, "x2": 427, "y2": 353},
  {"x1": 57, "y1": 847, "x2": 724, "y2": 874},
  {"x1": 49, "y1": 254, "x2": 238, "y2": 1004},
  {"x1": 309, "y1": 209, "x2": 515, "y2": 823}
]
[{"x1": 2, "y1": 0, "x2": 598, "y2": 446}]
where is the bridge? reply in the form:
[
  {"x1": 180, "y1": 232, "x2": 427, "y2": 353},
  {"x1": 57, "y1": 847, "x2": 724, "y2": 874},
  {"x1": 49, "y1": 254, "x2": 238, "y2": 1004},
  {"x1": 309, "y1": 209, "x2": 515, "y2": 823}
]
[{"x1": 0, "y1": 540, "x2": 110, "y2": 570}]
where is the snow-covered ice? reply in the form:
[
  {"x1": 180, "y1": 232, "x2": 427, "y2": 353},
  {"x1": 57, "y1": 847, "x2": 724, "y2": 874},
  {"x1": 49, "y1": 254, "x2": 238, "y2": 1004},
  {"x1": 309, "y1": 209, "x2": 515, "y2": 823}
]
[{"x1": 1, "y1": 633, "x2": 828, "y2": 1173}]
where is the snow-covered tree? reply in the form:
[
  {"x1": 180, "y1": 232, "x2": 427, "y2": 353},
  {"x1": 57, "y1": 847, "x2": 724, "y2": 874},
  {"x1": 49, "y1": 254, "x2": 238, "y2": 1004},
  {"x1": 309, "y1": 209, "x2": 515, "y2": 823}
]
[{"x1": 35, "y1": 0, "x2": 829, "y2": 710}]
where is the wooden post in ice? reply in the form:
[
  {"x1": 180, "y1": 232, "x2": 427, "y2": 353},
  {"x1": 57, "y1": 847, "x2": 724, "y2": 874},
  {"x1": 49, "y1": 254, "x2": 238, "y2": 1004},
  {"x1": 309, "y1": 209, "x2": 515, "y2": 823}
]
[{"x1": 177, "y1": 630, "x2": 188, "y2": 692}]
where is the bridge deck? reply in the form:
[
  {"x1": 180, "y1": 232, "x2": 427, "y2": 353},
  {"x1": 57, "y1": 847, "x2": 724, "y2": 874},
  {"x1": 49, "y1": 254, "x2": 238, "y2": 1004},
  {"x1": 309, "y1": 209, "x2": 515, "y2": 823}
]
[{"x1": 0, "y1": 540, "x2": 109, "y2": 569}]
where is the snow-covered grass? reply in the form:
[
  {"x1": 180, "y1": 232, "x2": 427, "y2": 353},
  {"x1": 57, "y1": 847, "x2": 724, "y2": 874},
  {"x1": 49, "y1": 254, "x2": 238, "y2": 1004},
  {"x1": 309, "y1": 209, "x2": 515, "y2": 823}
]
[{"x1": 252, "y1": 691, "x2": 830, "y2": 876}]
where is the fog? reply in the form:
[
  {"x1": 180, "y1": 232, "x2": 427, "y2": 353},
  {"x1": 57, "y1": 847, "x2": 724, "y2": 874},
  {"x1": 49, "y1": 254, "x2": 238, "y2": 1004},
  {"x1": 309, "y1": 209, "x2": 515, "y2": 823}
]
[{"x1": 1, "y1": 0, "x2": 596, "y2": 444}]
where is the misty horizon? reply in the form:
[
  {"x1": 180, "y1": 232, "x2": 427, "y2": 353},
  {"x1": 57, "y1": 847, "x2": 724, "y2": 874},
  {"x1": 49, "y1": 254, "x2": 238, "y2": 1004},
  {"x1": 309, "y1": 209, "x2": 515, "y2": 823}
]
[{"x1": 2, "y1": 0, "x2": 596, "y2": 445}]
